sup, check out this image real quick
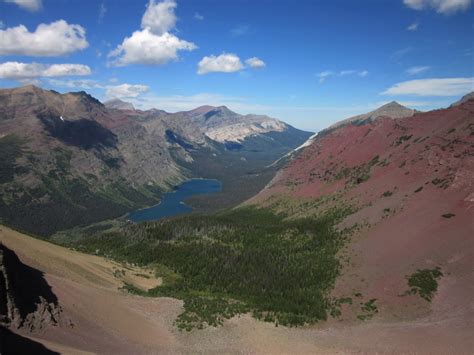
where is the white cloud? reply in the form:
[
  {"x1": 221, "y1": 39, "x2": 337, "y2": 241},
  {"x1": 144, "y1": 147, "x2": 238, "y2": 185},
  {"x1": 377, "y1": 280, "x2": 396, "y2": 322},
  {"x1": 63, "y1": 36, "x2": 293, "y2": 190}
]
[
  {"x1": 317, "y1": 70, "x2": 368, "y2": 83},
  {"x1": 0, "y1": 20, "x2": 88, "y2": 56},
  {"x1": 108, "y1": 29, "x2": 196, "y2": 66},
  {"x1": 141, "y1": 0, "x2": 176, "y2": 35},
  {"x1": 245, "y1": 57, "x2": 265, "y2": 68},
  {"x1": 382, "y1": 77, "x2": 474, "y2": 96},
  {"x1": 18, "y1": 78, "x2": 41, "y2": 85},
  {"x1": 194, "y1": 12, "x2": 204, "y2": 20},
  {"x1": 340, "y1": 70, "x2": 356, "y2": 76},
  {"x1": 0, "y1": 62, "x2": 91, "y2": 79},
  {"x1": 108, "y1": 0, "x2": 196, "y2": 66},
  {"x1": 317, "y1": 71, "x2": 333, "y2": 83},
  {"x1": 403, "y1": 0, "x2": 472, "y2": 14},
  {"x1": 0, "y1": 21, "x2": 4, "y2": 30},
  {"x1": 406, "y1": 65, "x2": 431, "y2": 75},
  {"x1": 105, "y1": 84, "x2": 150, "y2": 99},
  {"x1": 48, "y1": 79, "x2": 104, "y2": 89},
  {"x1": 5, "y1": 0, "x2": 42, "y2": 12},
  {"x1": 198, "y1": 53, "x2": 244, "y2": 74},
  {"x1": 407, "y1": 22, "x2": 419, "y2": 31},
  {"x1": 48, "y1": 79, "x2": 150, "y2": 100}
]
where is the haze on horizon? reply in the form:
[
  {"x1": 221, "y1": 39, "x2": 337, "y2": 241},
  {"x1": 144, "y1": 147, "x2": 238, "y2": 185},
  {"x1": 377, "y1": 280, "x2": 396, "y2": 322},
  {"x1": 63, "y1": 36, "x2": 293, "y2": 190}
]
[{"x1": 0, "y1": 0, "x2": 473, "y2": 131}]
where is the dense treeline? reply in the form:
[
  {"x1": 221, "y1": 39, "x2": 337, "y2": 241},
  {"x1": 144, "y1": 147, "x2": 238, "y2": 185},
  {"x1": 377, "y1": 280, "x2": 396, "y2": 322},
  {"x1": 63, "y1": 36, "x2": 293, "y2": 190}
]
[
  {"x1": 65, "y1": 206, "x2": 353, "y2": 329},
  {"x1": 0, "y1": 172, "x2": 161, "y2": 237}
]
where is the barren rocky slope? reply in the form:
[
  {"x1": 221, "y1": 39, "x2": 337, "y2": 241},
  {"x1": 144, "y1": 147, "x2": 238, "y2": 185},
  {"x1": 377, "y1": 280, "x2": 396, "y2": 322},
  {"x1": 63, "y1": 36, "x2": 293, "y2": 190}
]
[{"x1": 250, "y1": 93, "x2": 474, "y2": 338}]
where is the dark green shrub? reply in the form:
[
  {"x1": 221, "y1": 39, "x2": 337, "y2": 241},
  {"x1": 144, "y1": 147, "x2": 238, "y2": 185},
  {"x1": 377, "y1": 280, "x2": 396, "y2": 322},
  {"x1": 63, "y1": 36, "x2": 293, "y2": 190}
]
[{"x1": 406, "y1": 267, "x2": 443, "y2": 302}]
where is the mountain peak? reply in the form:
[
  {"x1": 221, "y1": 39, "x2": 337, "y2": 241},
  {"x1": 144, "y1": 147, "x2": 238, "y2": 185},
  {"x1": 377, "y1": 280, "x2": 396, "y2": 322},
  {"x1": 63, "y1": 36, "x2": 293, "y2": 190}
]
[
  {"x1": 381, "y1": 101, "x2": 404, "y2": 108},
  {"x1": 13, "y1": 84, "x2": 53, "y2": 95},
  {"x1": 326, "y1": 101, "x2": 415, "y2": 131},
  {"x1": 450, "y1": 92, "x2": 474, "y2": 107},
  {"x1": 210, "y1": 105, "x2": 236, "y2": 116},
  {"x1": 20, "y1": 84, "x2": 40, "y2": 90},
  {"x1": 186, "y1": 105, "x2": 217, "y2": 115},
  {"x1": 104, "y1": 98, "x2": 135, "y2": 111},
  {"x1": 186, "y1": 105, "x2": 236, "y2": 118}
]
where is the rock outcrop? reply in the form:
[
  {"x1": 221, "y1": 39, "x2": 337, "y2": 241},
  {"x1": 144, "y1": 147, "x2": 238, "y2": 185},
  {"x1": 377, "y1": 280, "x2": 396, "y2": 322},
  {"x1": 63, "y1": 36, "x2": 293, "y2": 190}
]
[{"x1": 0, "y1": 243, "x2": 70, "y2": 331}]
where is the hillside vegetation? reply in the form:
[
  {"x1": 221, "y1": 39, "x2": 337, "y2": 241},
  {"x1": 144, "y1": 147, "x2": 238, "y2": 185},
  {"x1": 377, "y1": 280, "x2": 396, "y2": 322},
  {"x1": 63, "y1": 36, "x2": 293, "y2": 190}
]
[{"x1": 61, "y1": 206, "x2": 355, "y2": 330}]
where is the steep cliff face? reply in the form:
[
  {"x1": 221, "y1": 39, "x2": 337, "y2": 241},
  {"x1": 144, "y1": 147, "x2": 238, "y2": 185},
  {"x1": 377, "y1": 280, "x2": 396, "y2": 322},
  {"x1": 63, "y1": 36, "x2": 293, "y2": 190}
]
[{"x1": 0, "y1": 243, "x2": 69, "y2": 331}]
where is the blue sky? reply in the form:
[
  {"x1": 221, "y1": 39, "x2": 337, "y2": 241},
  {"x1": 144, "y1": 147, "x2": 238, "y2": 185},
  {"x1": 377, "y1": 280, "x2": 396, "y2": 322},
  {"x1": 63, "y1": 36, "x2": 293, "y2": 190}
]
[{"x1": 0, "y1": 0, "x2": 473, "y2": 131}]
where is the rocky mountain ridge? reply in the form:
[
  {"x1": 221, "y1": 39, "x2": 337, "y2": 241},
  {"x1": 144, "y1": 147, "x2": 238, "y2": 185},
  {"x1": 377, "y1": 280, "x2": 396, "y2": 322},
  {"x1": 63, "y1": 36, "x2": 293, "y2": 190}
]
[{"x1": 0, "y1": 85, "x2": 311, "y2": 236}]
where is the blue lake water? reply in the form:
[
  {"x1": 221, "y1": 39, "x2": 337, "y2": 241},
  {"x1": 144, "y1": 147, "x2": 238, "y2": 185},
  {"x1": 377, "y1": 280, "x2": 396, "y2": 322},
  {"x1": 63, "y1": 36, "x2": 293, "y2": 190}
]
[{"x1": 127, "y1": 179, "x2": 222, "y2": 223}]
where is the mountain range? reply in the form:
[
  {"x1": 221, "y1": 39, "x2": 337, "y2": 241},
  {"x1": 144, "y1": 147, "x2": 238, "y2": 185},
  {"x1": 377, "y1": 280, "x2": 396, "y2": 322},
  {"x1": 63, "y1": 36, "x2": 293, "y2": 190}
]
[{"x1": 0, "y1": 85, "x2": 311, "y2": 236}]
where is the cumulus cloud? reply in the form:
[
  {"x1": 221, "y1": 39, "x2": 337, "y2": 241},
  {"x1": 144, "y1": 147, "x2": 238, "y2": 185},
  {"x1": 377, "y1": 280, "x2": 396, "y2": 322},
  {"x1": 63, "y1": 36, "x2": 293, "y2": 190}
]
[
  {"x1": 5, "y1": 0, "x2": 42, "y2": 12},
  {"x1": 194, "y1": 12, "x2": 204, "y2": 20},
  {"x1": 407, "y1": 22, "x2": 419, "y2": 30},
  {"x1": 317, "y1": 70, "x2": 368, "y2": 83},
  {"x1": 0, "y1": 62, "x2": 91, "y2": 79},
  {"x1": 142, "y1": 0, "x2": 176, "y2": 35},
  {"x1": 382, "y1": 77, "x2": 474, "y2": 96},
  {"x1": 403, "y1": 0, "x2": 472, "y2": 14},
  {"x1": 108, "y1": 0, "x2": 196, "y2": 66},
  {"x1": 197, "y1": 53, "x2": 244, "y2": 74},
  {"x1": 0, "y1": 20, "x2": 88, "y2": 56},
  {"x1": 48, "y1": 79, "x2": 150, "y2": 100},
  {"x1": 245, "y1": 57, "x2": 266, "y2": 68},
  {"x1": 406, "y1": 66, "x2": 431, "y2": 75},
  {"x1": 108, "y1": 29, "x2": 196, "y2": 66},
  {"x1": 197, "y1": 54, "x2": 266, "y2": 74},
  {"x1": 105, "y1": 83, "x2": 150, "y2": 99}
]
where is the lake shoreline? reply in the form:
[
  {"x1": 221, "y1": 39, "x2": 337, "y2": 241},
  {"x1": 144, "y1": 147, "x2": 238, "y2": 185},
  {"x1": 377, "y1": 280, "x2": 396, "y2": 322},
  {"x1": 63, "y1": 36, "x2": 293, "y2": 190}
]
[{"x1": 127, "y1": 179, "x2": 222, "y2": 223}]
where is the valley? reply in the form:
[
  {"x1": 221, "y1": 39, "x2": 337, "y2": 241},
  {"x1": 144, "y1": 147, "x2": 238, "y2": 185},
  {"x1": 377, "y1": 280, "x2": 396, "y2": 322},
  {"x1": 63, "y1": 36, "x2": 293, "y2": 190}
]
[
  {"x1": 0, "y1": 85, "x2": 311, "y2": 236},
  {"x1": 1, "y1": 89, "x2": 472, "y2": 354},
  {"x1": 1, "y1": 0, "x2": 473, "y2": 353}
]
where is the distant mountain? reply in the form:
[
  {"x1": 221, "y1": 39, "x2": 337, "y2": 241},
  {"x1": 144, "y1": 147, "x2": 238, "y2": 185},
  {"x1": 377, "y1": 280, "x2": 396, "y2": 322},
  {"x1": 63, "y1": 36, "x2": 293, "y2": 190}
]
[
  {"x1": 0, "y1": 85, "x2": 311, "y2": 236},
  {"x1": 104, "y1": 98, "x2": 135, "y2": 111},
  {"x1": 278, "y1": 101, "x2": 417, "y2": 166},
  {"x1": 250, "y1": 94, "x2": 474, "y2": 328},
  {"x1": 327, "y1": 101, "x2": 416, "y2": 131},
  {"x1": 450, "y1": 91, "x2": 474, "y2": 107}
]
